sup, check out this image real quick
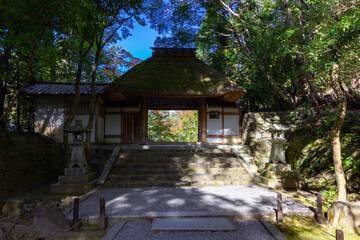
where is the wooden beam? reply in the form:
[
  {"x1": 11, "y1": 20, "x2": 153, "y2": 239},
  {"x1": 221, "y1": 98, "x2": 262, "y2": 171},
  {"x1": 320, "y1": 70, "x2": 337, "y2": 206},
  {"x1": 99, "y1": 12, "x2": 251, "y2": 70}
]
[
  {"x1": 222, "y1": 92, "x2": 245, "y2": 102},
  {"x1": 141, "y1": 96, "x2": 148, "y2": 143}
]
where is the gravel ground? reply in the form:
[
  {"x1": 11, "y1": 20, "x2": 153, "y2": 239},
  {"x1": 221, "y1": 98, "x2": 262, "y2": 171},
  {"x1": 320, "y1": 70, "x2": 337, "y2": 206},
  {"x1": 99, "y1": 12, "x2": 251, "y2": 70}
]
[
  {"x1": 113, "y1": 219, "x2": 276, "y2": 240},
  {"x1": 72, "y1": 185, "x2": 311, "y2": 218}
]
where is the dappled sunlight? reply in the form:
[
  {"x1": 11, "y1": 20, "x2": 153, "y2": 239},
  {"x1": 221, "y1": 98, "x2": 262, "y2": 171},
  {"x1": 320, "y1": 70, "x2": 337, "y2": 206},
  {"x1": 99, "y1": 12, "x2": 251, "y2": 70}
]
[{"x1": 71, "y1": 185, "x2": 311, "y2": 219}]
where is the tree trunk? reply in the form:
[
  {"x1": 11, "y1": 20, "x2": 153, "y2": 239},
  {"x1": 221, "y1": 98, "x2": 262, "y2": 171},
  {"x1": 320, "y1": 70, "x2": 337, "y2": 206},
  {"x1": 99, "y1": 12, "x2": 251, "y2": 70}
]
[
  {"x1": 330, "y1": 63, "x2": 347, "y2": 201},
  {"x1": 85, "y1": 45, "x2": 101, "y2": 160},
  {"x1": 63, "y1": 56, "x2": 86, "y2": 165},
  {"x1": 63, "y1": 34, "x2": 95, "y2": 166}
]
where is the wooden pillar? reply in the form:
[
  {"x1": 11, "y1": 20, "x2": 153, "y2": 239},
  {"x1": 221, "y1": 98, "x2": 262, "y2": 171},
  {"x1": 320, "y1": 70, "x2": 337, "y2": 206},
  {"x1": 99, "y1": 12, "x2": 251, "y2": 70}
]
[
  {"x1": 141, "y1": 96, "x2": 148, "y2": 143},
  {"x1": 199, "y1": 98, "x2": 207, "y2": 143}
]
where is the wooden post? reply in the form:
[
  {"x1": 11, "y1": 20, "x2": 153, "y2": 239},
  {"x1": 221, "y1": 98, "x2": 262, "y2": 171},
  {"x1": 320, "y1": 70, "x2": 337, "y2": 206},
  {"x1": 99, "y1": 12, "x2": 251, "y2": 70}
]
[
  {"x1": 336, "y1": 229, "x2": 344, "y2": 240},
  {"x1": 73, "y1": 198, "x2": 79, "y2": 231},
  {"x1": 277, "y1": 193, "x2": 283, "y2": 223},
  {"x1": 100, "y1": 198, "x2": 106, "y2": 230},
  {"x1": 141, "y1": 96, "x2": 148, "y2": 144},
  {"x1": 199, "y1": 98, "x2": 206, "y2": 143},
  {"x1": 316, "y1": 193, "x2": 324, "y2": 225}
]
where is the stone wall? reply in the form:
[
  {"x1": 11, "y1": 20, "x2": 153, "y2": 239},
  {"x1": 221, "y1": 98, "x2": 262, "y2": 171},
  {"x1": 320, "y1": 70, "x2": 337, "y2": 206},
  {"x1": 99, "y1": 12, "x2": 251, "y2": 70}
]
[
  {"x1": 241, "y1": 112, "x2": 295, "y2": 163},
  {"x1": 0, "y1": 132, "x2": 64, "y2": 201}
]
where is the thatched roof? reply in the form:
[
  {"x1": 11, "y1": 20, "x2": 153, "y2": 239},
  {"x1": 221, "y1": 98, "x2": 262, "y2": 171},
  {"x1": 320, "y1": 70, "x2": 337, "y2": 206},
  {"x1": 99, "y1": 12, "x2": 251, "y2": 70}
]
[{"x1": 107, "y1": 48, "x2": 245, "y2": 101}]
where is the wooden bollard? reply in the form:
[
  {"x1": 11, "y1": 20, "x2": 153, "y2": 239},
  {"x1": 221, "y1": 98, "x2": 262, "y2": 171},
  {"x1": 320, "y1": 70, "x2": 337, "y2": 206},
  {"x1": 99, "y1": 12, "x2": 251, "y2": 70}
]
[
  {"x1": 73, "y1": 198, "x2": 80, "y2": 231},
  {"x1": 316, "y1": 193, "x2": 324, "y2": 225},
  {"x1": 100, "y1": 198, "x2": 106, "y2": 230},
  {"x1": 277, "y1": 193, "x2": 283, "y2": 223},
  {"x1": 336, "y1": 229, "x2": 344, "y2": 240}
]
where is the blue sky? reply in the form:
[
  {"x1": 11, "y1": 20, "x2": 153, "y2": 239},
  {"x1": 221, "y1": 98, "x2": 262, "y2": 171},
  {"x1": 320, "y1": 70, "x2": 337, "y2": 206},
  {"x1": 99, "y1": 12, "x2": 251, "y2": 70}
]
[{"x1": 118, "y1": 21, "x2": 159, "y2": 60}]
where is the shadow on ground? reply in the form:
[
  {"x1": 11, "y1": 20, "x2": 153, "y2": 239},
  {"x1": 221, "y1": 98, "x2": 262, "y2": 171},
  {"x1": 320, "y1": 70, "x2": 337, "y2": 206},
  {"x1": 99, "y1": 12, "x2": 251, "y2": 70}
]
[{"x1": 72, "y1": 185, "x2": 311, "y2": 218}]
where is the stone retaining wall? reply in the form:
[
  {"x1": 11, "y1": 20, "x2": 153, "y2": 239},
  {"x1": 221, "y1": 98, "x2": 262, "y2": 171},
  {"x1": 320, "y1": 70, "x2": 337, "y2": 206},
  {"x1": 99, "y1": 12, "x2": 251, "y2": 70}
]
[
  {"x1": 0, "y1": 132, "x2": 64, "y2": 201},
  {"x1": 241, "y1": 112, "x2": 295, "y2": 163}
]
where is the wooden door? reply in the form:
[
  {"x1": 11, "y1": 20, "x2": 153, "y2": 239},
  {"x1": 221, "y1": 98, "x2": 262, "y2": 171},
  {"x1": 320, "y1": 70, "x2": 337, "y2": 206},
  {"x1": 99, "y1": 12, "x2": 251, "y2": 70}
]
[{"x1": 123, "y1": 113, "x2": 140, "y2": 143}]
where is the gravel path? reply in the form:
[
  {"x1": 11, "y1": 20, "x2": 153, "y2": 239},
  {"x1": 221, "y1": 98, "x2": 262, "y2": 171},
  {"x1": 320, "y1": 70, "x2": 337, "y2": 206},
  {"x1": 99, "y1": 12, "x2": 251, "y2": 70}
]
[
  {"x1": 72, "y1": 185, "x2": 311, "y2": 218},
  {"x1": 113, "y1": 219, "x2": 277, "y2": 240}
]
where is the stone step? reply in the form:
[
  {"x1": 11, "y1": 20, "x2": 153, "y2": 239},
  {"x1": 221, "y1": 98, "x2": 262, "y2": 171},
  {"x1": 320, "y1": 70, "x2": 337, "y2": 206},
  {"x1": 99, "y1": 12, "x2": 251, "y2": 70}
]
[
  {"x1": 117, "y1": 157, "x2": 238, "y2": 164},
  {"x1": 58, "y1": 172, "x2": 96, "y2": 184},
  {"x1": 118, "y1": 152, "x2": 235, "y2": 158},
  {"x1": 109, "y1": 173, "x2": 250, "y2": 182},
  {"x1": 113, "y1": 162, "x2": 243, "y2": 169},
  {"x1": 259, "y1": 169, "x2": 298, "y2": 179},
  {"x1": 105, "y1": 179, "x2": 252, "y2": 188},
  {"x1": 264, "y1": 163, "x2": 292, "y2": 172},
  {"x1": 259, "y1": 176, "x2": 302, "y2": 189},
  {"x1": 121, "y1": 148, "x2": 233, "y2": 153},
  {"x1": 111, "y1": 167, "x2": 247, "y2": 175}
]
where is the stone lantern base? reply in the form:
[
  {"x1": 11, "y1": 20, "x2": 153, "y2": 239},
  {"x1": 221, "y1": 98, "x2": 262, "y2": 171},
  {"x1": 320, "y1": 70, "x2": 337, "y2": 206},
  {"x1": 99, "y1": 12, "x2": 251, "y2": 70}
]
[
  {"x1": 50, "y1": 166, "x2": 97, "y2": 194},
  {"x1": 259, "y1": 163, "x2": 303, "y2": 189}
]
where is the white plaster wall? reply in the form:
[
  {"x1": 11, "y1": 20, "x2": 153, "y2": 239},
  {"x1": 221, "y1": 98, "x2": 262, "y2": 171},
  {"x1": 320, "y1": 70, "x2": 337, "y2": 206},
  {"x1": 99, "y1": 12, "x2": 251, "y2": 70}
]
[
  {"x1": 34, "y1": 96, "x2": 100, "y2": 143},
  {"x1": 34, "y1": 96, "x2": 65, "y2": 142},
  {"x1": 207, "y1": 111, "x2": 222, "y2": 135},
  {"x1": 207, "y1": 138, "x2": 223, "y2": 143},
  {"x1": 224, "y1": 108, "x2": 239, "y2": 113},
  {"x1": 224, "y1": 115, "x2": 239, "y2": 135},
  {"x1": 105, "y1": 114, "x2": 121, "y2": 135}
]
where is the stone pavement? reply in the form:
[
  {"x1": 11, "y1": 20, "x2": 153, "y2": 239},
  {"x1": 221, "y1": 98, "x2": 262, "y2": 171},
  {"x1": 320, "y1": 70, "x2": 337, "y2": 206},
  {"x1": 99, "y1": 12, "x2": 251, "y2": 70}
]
[{"x1": 70, "y1": 185, "x2": 312, "y2": 221}]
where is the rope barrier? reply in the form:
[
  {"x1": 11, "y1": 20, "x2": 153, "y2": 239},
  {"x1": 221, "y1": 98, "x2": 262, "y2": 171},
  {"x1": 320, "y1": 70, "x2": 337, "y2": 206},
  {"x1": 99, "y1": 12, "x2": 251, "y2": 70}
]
[
  {"x1": 278, "y1": 198, "x2": 336, "y2": 238},
  {"x1": 79, "y1": 202, "x2": 98, "y2": 205},
  {"x1": 48, "y1": 202, "x2": 102, "y2": 240}
]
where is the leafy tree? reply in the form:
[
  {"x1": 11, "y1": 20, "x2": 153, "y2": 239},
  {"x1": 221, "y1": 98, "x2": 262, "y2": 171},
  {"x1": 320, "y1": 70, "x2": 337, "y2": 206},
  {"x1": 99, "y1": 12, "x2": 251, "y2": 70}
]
[
  {"x1": 152, "y1": 0, "x2": 360, "y2": 200},
  {"x1": 148, "y1": 110, "x2": 198, "y2": 142}
]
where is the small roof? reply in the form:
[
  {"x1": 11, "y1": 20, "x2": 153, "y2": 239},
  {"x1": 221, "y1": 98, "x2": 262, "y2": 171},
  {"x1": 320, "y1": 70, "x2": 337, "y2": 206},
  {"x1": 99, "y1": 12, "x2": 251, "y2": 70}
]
[
  {"x1": 23, "y1": 82, "x2": 108, "y2": 95},
  {"x1": 107, "y1": 48, "x2": 245, "y2": 102}
]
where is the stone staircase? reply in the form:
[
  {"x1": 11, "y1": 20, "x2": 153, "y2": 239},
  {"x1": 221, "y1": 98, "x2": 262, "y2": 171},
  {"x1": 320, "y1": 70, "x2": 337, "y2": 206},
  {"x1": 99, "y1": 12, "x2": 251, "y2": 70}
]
[{"x1": 105, "y1": 145, "x2": 253, "y2": 187}]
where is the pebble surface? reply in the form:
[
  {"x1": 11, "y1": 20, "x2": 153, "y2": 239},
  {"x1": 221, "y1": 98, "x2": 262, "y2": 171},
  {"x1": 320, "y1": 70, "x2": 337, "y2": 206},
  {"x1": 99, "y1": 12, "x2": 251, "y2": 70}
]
[
  {"x1": 72, "y1": 185, "x2": 311, "y2": 218},
  {"x1": 113, "y1": 219, "x2": 276, "y2": 240}
]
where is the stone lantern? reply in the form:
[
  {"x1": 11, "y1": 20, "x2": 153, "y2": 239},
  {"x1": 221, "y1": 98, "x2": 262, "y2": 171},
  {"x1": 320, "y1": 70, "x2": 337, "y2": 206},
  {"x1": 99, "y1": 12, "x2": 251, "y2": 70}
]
[
  {"x1": 64, "y1": 118, "x2": 90, "y2": 168},
  {"x1": 265, "y1": 124, "x2": 288, "y2": 164},
  {"x1": 51, "y1": 118, "x2": 97, "y2": 193}
]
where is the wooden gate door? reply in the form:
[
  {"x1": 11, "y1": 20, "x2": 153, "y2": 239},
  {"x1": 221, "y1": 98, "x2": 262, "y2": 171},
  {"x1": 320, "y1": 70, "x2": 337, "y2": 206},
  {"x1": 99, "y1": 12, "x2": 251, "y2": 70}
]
[{"x1": 123, "y1": 113, "x2": 140, "y2": 143}]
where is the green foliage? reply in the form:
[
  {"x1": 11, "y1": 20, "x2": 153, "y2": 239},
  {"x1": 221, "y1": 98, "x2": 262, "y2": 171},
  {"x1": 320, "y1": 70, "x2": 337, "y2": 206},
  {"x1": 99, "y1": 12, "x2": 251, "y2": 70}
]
[
  {"x1": 148, "y1": 110, "x2": 198, "y2": 142},
  {"x1": 153, "y1": 0, "x2": 360, "y2": 111},
  {"x1": 321, "y1": 187, "x2": 338, "y2": 208},
  {"x1": 1, "y1": 0, "x2": 152, "y2": 129}
]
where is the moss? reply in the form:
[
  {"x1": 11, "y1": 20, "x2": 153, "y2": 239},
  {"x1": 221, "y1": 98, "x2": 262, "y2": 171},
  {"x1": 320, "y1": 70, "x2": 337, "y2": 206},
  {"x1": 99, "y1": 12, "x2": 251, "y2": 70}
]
[
  {"x1": 108, "y1": 56, "x2": 244, "y2": 95},
  {"x1": 285, "y1": 110, "x2": 360, "y2": 192}
]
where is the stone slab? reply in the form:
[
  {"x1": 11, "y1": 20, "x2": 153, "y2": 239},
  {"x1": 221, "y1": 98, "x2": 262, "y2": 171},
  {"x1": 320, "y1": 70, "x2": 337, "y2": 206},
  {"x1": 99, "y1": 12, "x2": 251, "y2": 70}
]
[
  {"x1": 151, "y1": 217, "x2": 236, "y2": 231},
  {"x1": 98, "y1": 147, "x2": 120, "y2": 185},
  {"x1": 260, "y1": 169, "x2": 298, "y2": 179},
  {"x1": 59, "y1": 172, "x2": 96, "y2": 184},
  {"x1": 64, "y1": 166, "x2": 91, "y2": 175},
  {"x1": 258, "y1": 218, "x2": 287, "y2": 240},
  {"x1": 102, "y1": 220, "x2": 126, "y2": 240},
  {"x1": 264, "y1": 163, "x2": 292, "y2": 171},
  {"x1": 50, "y1": 179, "x2": 97, "y2": 194},
  {"x1": 259, "y1": 176, "x2": 302, "y2": 189}
]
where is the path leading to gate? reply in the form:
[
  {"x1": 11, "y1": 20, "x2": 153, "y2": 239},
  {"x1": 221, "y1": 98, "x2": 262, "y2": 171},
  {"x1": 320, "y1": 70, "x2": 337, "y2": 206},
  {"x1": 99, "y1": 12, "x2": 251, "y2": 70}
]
[{"x1": 70, "y1": 185, "x2": 312, "y2": 220}]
